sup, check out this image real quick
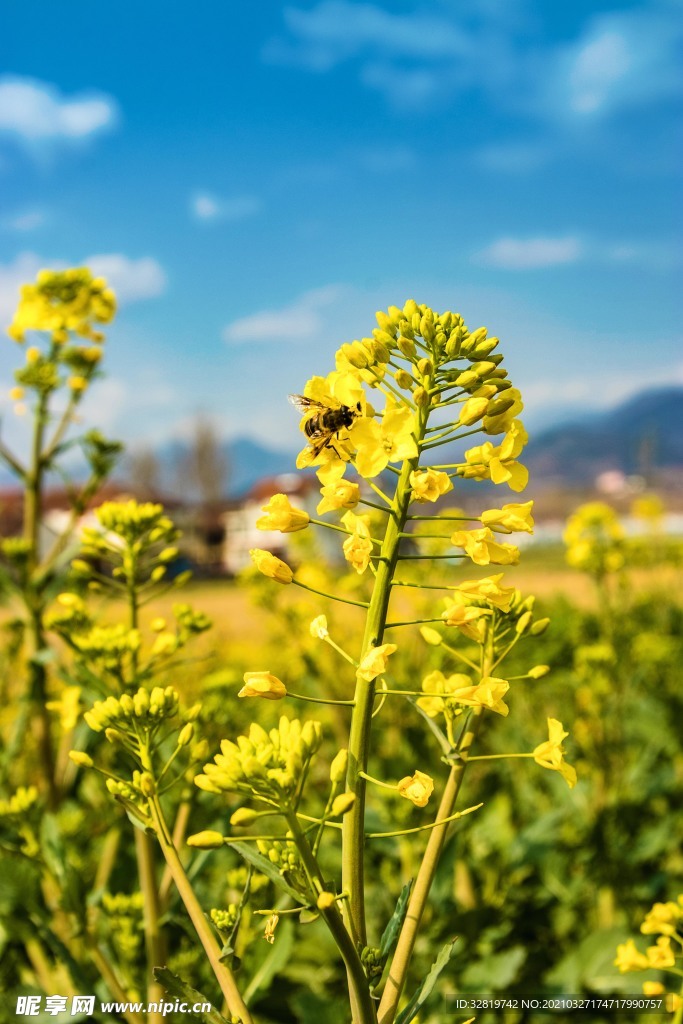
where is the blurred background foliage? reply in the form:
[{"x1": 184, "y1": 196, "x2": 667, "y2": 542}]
[{"x1": 1, "y1": 515, "x2": 681, "y2": 1024}]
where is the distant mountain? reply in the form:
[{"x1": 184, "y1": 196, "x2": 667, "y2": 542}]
[
  {"x1": 524, "y1": 386, "x2": 683, "y2": 484},
  {"x1": 226, "y1": 437, "x2": 296, "y2": 495}
]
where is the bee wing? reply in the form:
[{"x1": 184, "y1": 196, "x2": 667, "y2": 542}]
[{"x1": 288, "y1": 394, "x2": 322, "y2": 415}]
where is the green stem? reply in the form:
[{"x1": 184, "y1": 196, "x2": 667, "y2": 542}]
[
  {"x1": 134, "y1": 829, "x2": 166, "y2": 1023},
  {"x1": 377, "y1": 708, "x2": 483, "y2": 1024},
  {"x1": 343, "y1": 400, "x2": 430, "y2": 952},
  {"x1": 285, "y1": 809, "x2": 376, "y2": 1024},
  {"x1": 293, "y1": 579, "x2": 370, "y2": 608},
  {"x1": 148, "y1": 796, "x2": 254, "y2": 1024},
  {"x1": 24, "y1": 389, "x2": 57, "y2": 805}
]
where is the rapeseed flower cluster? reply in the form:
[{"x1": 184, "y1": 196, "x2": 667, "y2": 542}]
[
  {"x1": 7, "y1": 269, "x2": 115, "y2": 407},
  {"x1": 615, "y1": 896, "x2": 683, "y2": 1012},
  {"x1": 195, "y1": 717, "x2": 323, "y2": 805}
]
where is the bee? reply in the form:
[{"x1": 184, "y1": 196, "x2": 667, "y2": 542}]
[{"x1": 288, "y1": 394, "x2": 362, "y2": 459}]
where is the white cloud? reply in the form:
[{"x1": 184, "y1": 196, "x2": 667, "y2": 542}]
[
  {"x1": 266, "y1": 1, "x2": 681, "y2": 122},
  {"x1": 223, "y1": 285, "x2": 345, "y2": 343},
  {"x1": 0, "y1": 76, "x2": 118, "y2": 143},
  {"x1": 84, "y1": 254, "x2": 166, "y2": 303},
  {"x1": 3, "y1": 209, "x2": 46, "y2": 232},
  {"x1": 268, "y1": 2, "x2": 469, "y2": 69},
  {"x1": 551, "y1": 4, "x2": 683, "y2": 120},
  {"x1": 191, "y1": 192, "x2": 262, "y2": 223},
  {"x1": 475, "y1": 236, "x2": 583, "y2": 270}
]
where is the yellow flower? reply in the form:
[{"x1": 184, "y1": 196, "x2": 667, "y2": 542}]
[
  {"x1": 642, "y1": 982, "x2": 665, "y2": 996},
  {"x1": 450, "y1": 527, "x2": 519, "y2": 566},
  {"x1": 249, "y1": 549, "x2": 294, "y2": 584},
  {"x1": 456, "y1": 574, "x2": 517, "y2": 611},
  {"x1": 316, "y1": 462, "x2": 360, "y2": 514},
  {"x1": 68, "y1": 375, "x2": 88, "y2": 392},
  {"x1": 409, "y1": 469, "x2": 453, "y2": 503},
  {"x1": 481, "y1": 501, "x2": 535, "y2": 534},
  {"x1": 641, "y1": 901, "x2": 682, "y2": 936},
  {"x1": 356, "y1": 643, "x2": 397, "y2": 682},
  {"x1": 309, "y1": 615, "x2": 329, "y2": 639},
  {"x1": 238, "y1": 672, "x2": 287, "y2": 700},
  {"x1": 533, "y1": 719, "x2": 577, "y2": 789},
  {"x1": 341, "y1": 510, "x2": 374, "y2": 574},
  {"x1": 9, "y1": 386, "x2": 24, "y2": 401},
  {"x1": 350, "y1": 400, "x2": 418, "y2": 478},
  {"x1": 614, "y1": 939, "x2": 650, "y2": 972},
  {"x1": 441, "y1": 599, "x2": 490, "y2": 640},
  {"x1": 462, "y1": 421, "x2": 528, "y2": 493},
  {"x1": 417, "y1": 670, "x2": 472, "y2": 718},
  {"x1": 646, "y1": 937, "x2": 675, "y2": 969},
  {"x1": 450, "y1": 677, "x2": 510, "y2": 716},
  {"x1": 45, "y1": 686, "x2": 82, "y2": 731},
  {"x1": 397, "y1": 770, "x2": 434, "y2": 807},
  {"x1": 256, "y1": 494, "x2": 310, "y2": 533}
]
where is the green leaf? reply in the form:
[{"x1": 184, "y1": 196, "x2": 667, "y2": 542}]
[
  {"x1": 379, "y1": 881, "x2": 412, "y2": 960},
  {"x1": 225, "y1": 840, "x2": 311, "y2": 905},
  {"x1": 396, "y1": 938, "x2": 458, "y2": 1024},
  {"x1": 153, "y1": 967, "x2": 233, "y2": 1023}
]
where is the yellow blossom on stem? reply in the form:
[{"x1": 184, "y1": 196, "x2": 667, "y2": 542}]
[
  {"x1": 249, "y1": 549, "x2": 294, "y2": 584},
  {"x1": 238, "y1": 672, "x2": 287, "y2": 701},
  {"x1": 256, "y1": 493, "x2": 310, "y2": 533},
  {"x1": 646, "y1": 937, "x2": 676, "y2": 969},
  {"x1": 450, "y1": 677, "x2": 510, "y2": 716},
  {"x1": 309, "y1": 615, "x2": 329, "y2": 639},
  {"x1": 533, "y1": 718, "x2": 577, "y2": 789},
  {"x1": 641, "y1": 902, "x2": 682, "y2": 936},
  {"x1": 397, "y1": 770, "x2": 434, "y2": 807},
  {"x1": 450, "y1": 527, "x2": 520, "y2": 566},
  {"x1": 316, "y1": 461, "x2": 360, "y2": 514},
  {"x1": 356, "y1": 643, "x2": 397, "y2": 682},
  {"x1": 409, "y1": 468, "x2": 453, "y2": 503},
  {"x1": 481, "y1": 501, "x2": 535, "y2": 534},
  {"x1": 614, "y1": 939, "x2": 650, "y2": 972},
  {"x1": 417, "y1": 670, "x2": 472, "y2": 718},
  {"x1": 457, "y1": 574, "x2": 517, "y2": 611},
  {"x1": 341, "y1": 510, "x2": 374, "y2": 574},
  {"x1": 441, "y1": 599, "x2": 490, "y2": 639},
  {"x1": 45, "y1": 686, "x2": 82, "y2": 731},
  {"x1": 350, "y1": 400, "x2": 418, "y2": 478},
  {"x1": 68, "y1": 376, "x2": 88, "y2": 393},
  {"x1": 462, "y1": 421, "x2": 529, "y2": 493}
]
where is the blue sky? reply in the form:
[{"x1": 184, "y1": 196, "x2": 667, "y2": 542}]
[{"x1": 0, "y1": 0, "x2": 681, "y2": 458}]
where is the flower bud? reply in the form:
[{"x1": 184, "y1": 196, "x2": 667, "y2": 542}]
[
  {"x1": 139, "y1": 773, "x2": 155, "y2": 797},
  {"x1": 417, "y1": 358, "x2": 433, "y2": 377},
  {"x1": 530, "y1": 618, "x2": 550, "y2": 636},
  {"x1": 69, "y1": 750, "x2": 94, "y2": 768},
  {"x1": 403, "y1": 299, "x2": 420, "y2": 319},
  {"x1": 397, "y1": 336, "x2": 416, "y2": 360},
  {"x1": 372, "y1": 328, "x2": 396, "y2": 349},
  {"x1": 71, "y1": 559, "x2": 91, "y2": 574},
  {"x1": 230, "y1": 807, "x2": 260, "y2": 827},
  {"x1": 419, "y1": 626, "x2": 442, "y2": 646},
  {"x1": 317, "y1": 891, "x2": 336, "y2": 911},
  {"x1": 528, "y1": 665, "x2": 550, "y2": 679},
  {"x1": 187, "y1": 830, "x2": 225, "y2": 849},
  {"x1": 394, "y1": 369, "x2": 413, "y2": 389},
  {"x1": 178, "y1": 723, "x2": 194, "y2": 746},
  {"x1": 413, "y1": 386, "x2": 429, "y2": 407},
  {"x1": 329, "y1": 748, "x2": 348, "y2": 783},
  {"x1": 331, "y1": 792, "x2": 356, "y2": 817},
  {"x1": 515, "y1": 611, "x2": 533, "y2": 634}
]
